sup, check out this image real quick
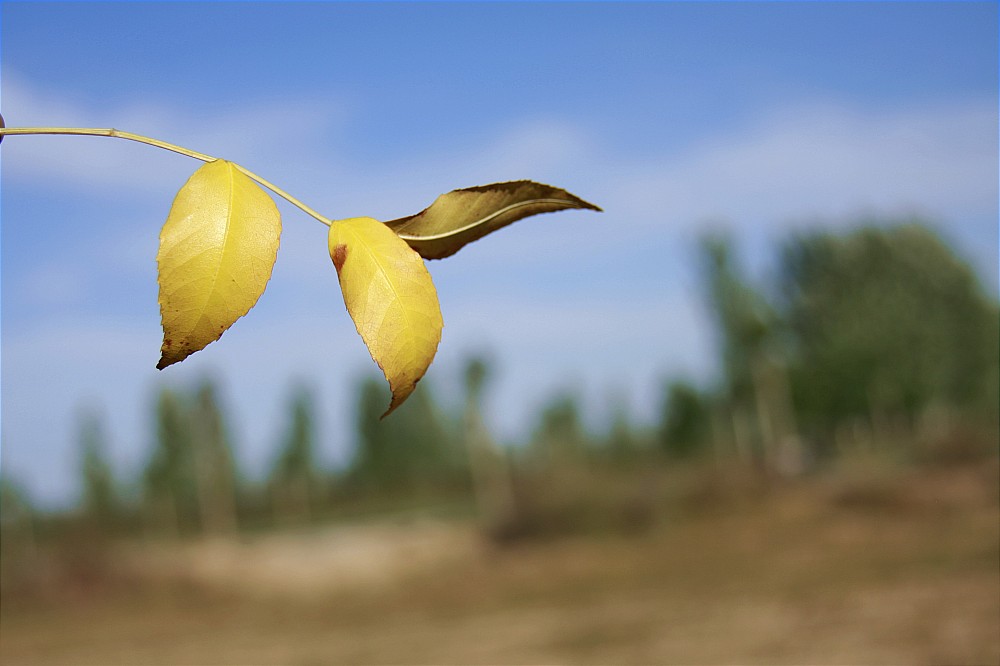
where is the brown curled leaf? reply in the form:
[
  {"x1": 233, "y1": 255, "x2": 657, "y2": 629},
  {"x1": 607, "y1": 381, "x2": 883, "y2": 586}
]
[{"x1": 384, "y1": 180, "x2": 601, "y2": 259}]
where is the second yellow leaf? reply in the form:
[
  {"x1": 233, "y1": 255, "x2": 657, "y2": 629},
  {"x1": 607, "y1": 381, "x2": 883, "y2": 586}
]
[{"x1": 329, "y1": 217, "x2": 443, "y2": 417}]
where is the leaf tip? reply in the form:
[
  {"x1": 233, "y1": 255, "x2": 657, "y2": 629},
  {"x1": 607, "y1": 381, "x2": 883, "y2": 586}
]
[
  {"x1": 381, "y1": 379, "x2": 420, "y2": 419},
  {"x1": 157, "y1": 337, "x2": 193, "y2": 369}
]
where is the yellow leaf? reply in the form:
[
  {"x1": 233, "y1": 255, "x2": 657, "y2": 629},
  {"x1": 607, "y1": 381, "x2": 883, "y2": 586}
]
[
  {"x1": 329, "y1": 216, "x2": 443, "y2": 417},
  {"x1": 156, "y1": 159, "x2": 280, "y2": 369}
]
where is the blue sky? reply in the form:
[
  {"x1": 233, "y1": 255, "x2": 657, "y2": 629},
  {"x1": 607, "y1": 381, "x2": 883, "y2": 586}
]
[{"x1": 2, "y1": 2, "x2": 997, "y2": 508}]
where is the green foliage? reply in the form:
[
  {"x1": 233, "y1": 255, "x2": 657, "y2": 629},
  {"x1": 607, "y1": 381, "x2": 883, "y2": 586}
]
[
  {"x1": 190, "y1": 381, "x2": 240, "y2": 533},
  {"x1": 78, "y1": 409, "x2": 118, "y2": 527},
  {"x1": 778, "y1": 222, "x2": 999, "y2": 430},
  {"x1": 143, "y1": 388, "x2": 198, "y2": 525},
  {"x1": 351, "y1": 377, "x2": 464, "y2": 490},
  {"x1": 270, "y1": 384, "x2": 319, "y2": 487},
  {"x1": 658, "y1": 380, "x2": 711, "y2": 459},
  {"x1": 0, "y1": 475, "x2": 34, "y2": 528},
  {"x1": 603, "y1": 398, "x2": 644, "y2": 462},
  {"x1": 700, "y1": 233, "x2": 776, "y2": 404},
  {"x1": 268, "y1": 383, "x2": 321, "y2": 522},
  {"x1": 531, "y1": 394, "x2": 589, "y2": 462},
  {"x1": 190, "y1": 382, "x2": 238, "y2": 480},
  {"x1": 143, "y1": 379, "x2": 239, "y2": 534},
  {"x1": 0, "y1": 474, "x2": 37, "y2": 594},
  {"x1": 463, "y1": 356, "x2": 491, "y2": 404}
]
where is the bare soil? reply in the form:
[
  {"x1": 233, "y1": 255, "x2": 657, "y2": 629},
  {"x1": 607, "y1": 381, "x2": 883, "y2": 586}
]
[{"x1": 2, "y1": 461, "x2": 998, "y2": 665}]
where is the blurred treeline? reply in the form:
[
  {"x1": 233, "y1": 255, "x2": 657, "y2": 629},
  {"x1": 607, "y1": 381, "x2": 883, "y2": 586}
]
[{"x1": 2, "y1": 219, "x2": 997, "y2": 584}]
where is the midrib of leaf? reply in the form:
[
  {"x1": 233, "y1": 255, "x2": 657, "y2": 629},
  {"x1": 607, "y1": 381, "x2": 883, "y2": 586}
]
[
  {"x1": 198, "y1": 162, "x2": 239, "y2": 332},
  {"x1": 342, "y1": 222, "x2": 417, "y2": 344},
  {"x1": 346, "y1": 223, "x2": 401, "y2": 303},
  {"x1": 395, "y1": 198, "x2": 581, "y2": 242}
]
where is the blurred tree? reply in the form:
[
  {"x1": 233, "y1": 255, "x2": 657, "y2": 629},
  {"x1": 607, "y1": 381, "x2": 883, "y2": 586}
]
[
  {"x1": 701, "y1": 233, "x2": 776, "y2": 403},
  {"x1": 0, "y1": 474, "x2": 36, "y2": 552},
  {"x1": 603, "y1": 395, "x2": 643, "y2": 462},
  {"x1": 77, "y1": 408, "x2": 119, "y2": 533},
  {"x1": 351, "y1": 376, "x2": 460, "y2": 492},
  {"x1": 531, "y1": 393, "x2": 589, "y2": 464},
  {"x1": 464, "y1": 355, "x2": 489, "y2": 400},
  {"x1": 0, "y1": 474, "x2": 34, "y2": 526},
  {"x1": 143, "y1": 387, "x2": 197, "y2": 537},
  {"x1": 190, "y1": 379, "x2": 240, "y2": 535},
  {"x1": 461, "y1": 355, "x2": 515, "y2": 531},
  {"x1": 269, "y1": 382, "x2": 321, "y2": 524},
  {"x1": 657, "y1": 380, "x2": 710, "y2": 459},
  {"x1": 0, "y1": 474, "x2": 38, "y2": 590},
  {"x1": 700, "y1": 233, "x2": 794, "y2": 468},
  {"x1": 144, "y1": 381, "x2": 240, "y2": 537},
  {"x1": 778, "y1": 222, "x2": 999, "y2": 435}
]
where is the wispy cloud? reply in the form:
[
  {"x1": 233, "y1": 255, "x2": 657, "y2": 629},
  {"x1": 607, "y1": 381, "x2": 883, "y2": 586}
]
[
  {"x1": 601, "y1": 98, "x2": 998, "y2": 231},
  {"x1": 1, "y1": 73, "x2": 351, "y2": 197}
]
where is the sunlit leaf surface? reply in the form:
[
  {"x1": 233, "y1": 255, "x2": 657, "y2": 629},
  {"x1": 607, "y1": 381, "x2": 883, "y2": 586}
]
[
  {"x1": 156, "y1": 159, "x2": 280, "y2": 369},
  {"x1": 329, "y1": 216, "x2": 443, "y2": 416}
]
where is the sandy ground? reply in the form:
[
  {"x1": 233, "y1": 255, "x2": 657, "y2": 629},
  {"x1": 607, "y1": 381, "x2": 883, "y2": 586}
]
[{"x1": 2, "y1": 461, "x2": 998, "y2": 665}]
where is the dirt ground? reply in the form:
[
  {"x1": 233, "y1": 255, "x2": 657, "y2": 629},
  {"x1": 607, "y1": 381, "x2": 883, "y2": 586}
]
[{"x1": 2, "y1": 460, "x2": 998, "y2": 665}]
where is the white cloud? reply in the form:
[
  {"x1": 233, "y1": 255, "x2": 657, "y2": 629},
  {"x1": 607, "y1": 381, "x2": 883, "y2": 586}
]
[
  {"x1": 603, "y1": 98, "x2": 998, "y2": 232},
  {"x1": 0, "y1": 73, "x2": 351, "y2": 197}
]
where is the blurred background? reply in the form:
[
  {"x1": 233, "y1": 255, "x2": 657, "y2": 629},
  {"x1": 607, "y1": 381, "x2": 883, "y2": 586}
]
[{"x1": 1, "y1": 3, "x2": 997, "y2": 664}]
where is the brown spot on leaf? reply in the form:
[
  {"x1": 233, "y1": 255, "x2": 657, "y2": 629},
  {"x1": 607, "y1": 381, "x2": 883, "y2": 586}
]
[{"x1": 332, "y1": 243, "x2": 348, "y2": 272}]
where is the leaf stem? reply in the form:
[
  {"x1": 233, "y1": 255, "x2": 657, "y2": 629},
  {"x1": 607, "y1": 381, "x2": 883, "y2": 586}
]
[{"x1": 0, "y1": 126, "x2": 333, "y2": 227}]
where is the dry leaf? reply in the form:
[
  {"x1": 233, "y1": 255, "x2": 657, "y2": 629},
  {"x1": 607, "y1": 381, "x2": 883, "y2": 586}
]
[{"x1": 385, "y1": 180, "x2": 601, "y2": 259}]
